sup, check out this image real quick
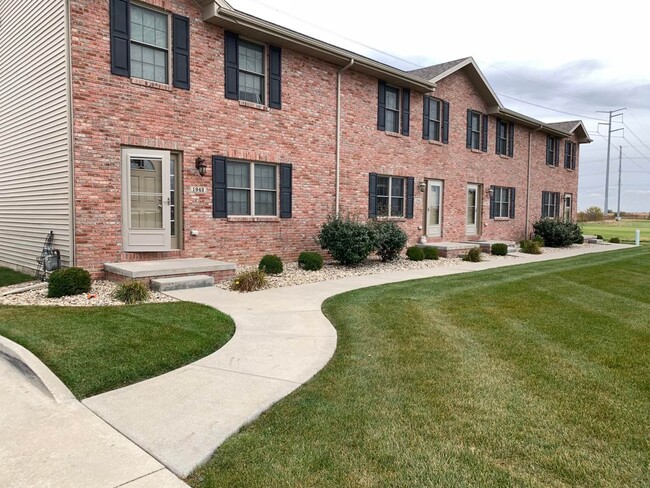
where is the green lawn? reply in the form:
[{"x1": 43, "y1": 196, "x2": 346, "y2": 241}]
[
  {"x1": 189, "y1": 247, "x2": 650, "y2": 487},
  {"x1": 0, "y1": 267, "x2": 34, "y2": 287},
  {"x1": 0, "y1": 302, "x2": 234, "y2": 399},
  {"x1": 581, "y1": 220, "x2": 650, "y2": 242}
]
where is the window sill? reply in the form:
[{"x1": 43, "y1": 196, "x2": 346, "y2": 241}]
[
  {"x1": 227, "y1": 216, "x2": 280, "y2": 222},
  {"x1": 375, "y1": 216, "x2": 407, "y2": 222},
  {"x1": 427, "y1": 139, "x2": 443, "y2": 146},
  {"x1": 493, "y1": 217, "x2": 511, "y2": 221},
  {"x1": 565, "y1": 168, "x2": 575, "y2": 172},
  {"x1": 546, "y1": 164, "x2": 558, "y2": 169},
  {"x1": 498, "y1": 154, "x2": 511, "y2": 159},
  {"x1": 470, "y1": 149, "x2": 483, "y2": 154},
  {"x1": 239, "y1": 100, "x2": 269, "y2": 111},
  {"x1": 131, "y1": 78, "x2": 173, "y2": 91},
  {"x1": 384, "y1": 131, "x2": 402, "y2": 138}
]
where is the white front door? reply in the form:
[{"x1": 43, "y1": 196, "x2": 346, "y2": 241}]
[
  {"x1": 426, "y1": 180, "x2": 443, "y2": 237},
  {"x1": 122, "y1": 148, "x2": 171, "y2": 251},
  {"x1": 466, "y1": 184, "x2": 480, "y2": 236},
  {"x1": 563, "y1": 194, "x2": 572, "y2": 223}
]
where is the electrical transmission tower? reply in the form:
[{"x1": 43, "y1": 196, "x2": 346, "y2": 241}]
[{"x1": 597, "y1": 108, "x2": 625, "y2": 214}]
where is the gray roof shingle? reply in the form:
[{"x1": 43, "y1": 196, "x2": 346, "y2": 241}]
[{"x1": 408, "y1": 57, "x2": 470, "y2": 81}]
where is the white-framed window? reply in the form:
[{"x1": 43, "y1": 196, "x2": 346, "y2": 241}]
[
  {"x1": 546, "y1": 136, "x2": 559, "y2": 166},
  {"x1": 130, "y1": 4, "x2": 169, "y2": 84},
  {"x1": 564, "y1": 141, "x2": 577, "y2": 170},
  {"x1": 469, "y1": 110, "x2": 481, "y2": 150},
  {"x1": 238, "y1": 39, "x2": 265, "y2": 104},
  {"x1": 384, "y1": 85, "x2": 400, "y2": 133},
  {"x1": 226, "y1": 161, "x2": 277, "y2": 216},
  {"x1": 496, "y1": 119, "x2": 508, "y2": 155},
  {"x1": 377, "y1": 176, "x2": 405, "y2": 217},
  {"x1": 493, "y1": 186, "x2": 512, "y2": 218},
  {"x1": 542, "y1": 191, "x2": 560, "y2": 218},
  {"x1": 425, "y1": 97, "x2": 441, "y2": 141}
]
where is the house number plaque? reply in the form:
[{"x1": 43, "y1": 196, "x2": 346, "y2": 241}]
[{"x1": 190, "y1": 186, "x2": 208, "y2": 194}]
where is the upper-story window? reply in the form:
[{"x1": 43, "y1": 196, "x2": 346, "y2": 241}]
[
  {"x1": 109, "y1": 0, "x2": 190, "y2": 89},
  {"x1": 422, "y1": 97, "x2": 450, "y2": 144},
  {"x1": 495, "y1": 119, "x2": 514, "y2": 157},
  {"x1": 378, "y1": 81, "x2": 410, "y2": 136},
  {"x1": 224, "y1": 31, "x2": 282, "y2": 109},
  {"x1": 564, "y1": 141, "x2": 577, "y2": 170},
  {"x1": 546, "y1": 136, "x2": 560, "y2": 166},
  {"x1": 466, "y1": 110, "x2": 488, "y2": 152}
]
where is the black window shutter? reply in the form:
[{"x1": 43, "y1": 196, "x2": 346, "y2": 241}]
[
  {"x1": 268, "y1": 45, "x2": 282, "y2": 109},
  {"x1": 508, "y1": 123, "x2": 515, "y2": 157},
  {"x1": 554, "y1": 138, "x2": 560, "y2": 166},
  {"x1": 564, "y1": 140, "x2": 570, "y2": 168},
  {"x1": 509, "y1": 187, "x2": 516, "y2": 219},
  {"x1": 572, "y1": 143, "x2": 577, "y2": 170},
  {"x1": 489, "y1": 186, "x2": 496, "y2": 219},
  {"x1": 466, "y1": 109, "x2": 472, "y2": 148},
  {"x1": 555, "y1": 192, "x2": 561, "y2": 218},
  {"x1": 422, "y1": 96, "x2": 430, "y2": 140},
  {"x1": 172, "y1": 15, "x2": 190, "y2": 90},
  {"x1": 224, "y1": 31, "x2": 239, "y2": 100},
  {"x1": 401, "y1": 88, "x2": 410, "y2": 136},
  {"x1": 212, "y1": 156, "x2": 227, "y2": 218},
  {"x1": 406, "y1": 177, "x2": 414, "y2": 219},
  {"x1": 279, "y1": 163, "x2": 292, "y2": 218},
  {"x1": 481, "y1": 114, "x2": 488, "y2": 152},
  {"x1": 110, "y1": 0, "x2": 130, "y2": 77},
  {"x1": 369, "y1": 173, "x2": 378, "y2": 218},
  {"x1": 442, "y1": 101, "x2": 450, "y2": 144},
  {"x1": 377, "y1": 81, "x2": 386, "y2": 131},
  {"x1": 495, "y1": 120, "x2": 500, "y2": 154},
  {"x1": 546, "y1": 137, "x2": 551, "y2": 164}
]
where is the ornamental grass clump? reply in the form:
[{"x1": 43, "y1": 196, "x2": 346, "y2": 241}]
[
  {"x1": 520, "y1": 239, "x2": 542, "y2": 254},
  {"x1": 609, "y1": 237, "x2": 621, "y2": 243},
  {"x1": 230, "y1": 270, "x2": 267, "y2": 292},
  {"x1": 463, "y1": 248, "x2": 482, "y2": 262},
  {"x1": 112, "y1": 280, "x2": 150, "y2": 304},
  {"x1": 317, "y1": 215, "x2": 374, "y2": 266}
]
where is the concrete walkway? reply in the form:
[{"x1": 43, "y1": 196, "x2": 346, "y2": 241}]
[{"x1": 83, "y1": 243, "x2": 632, "y2": 478}]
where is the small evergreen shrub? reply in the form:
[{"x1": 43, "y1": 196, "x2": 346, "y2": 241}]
[
  {"x1": 520, "y1": 240, "x2": 542, "y2": 254},
  {"x1": 370, "y1": 221, "x2": 408, "y2": 262},
  {"x1": 258, "y1": 254, "x2": 283, "y2": 274},
  {"x1": 491, "y1": 243, "x2": 508, "y2": 256},
  {"x1": 463, "y1": 247, "x2": 482, "y2": 262},
  {"x1": 406, "y1": 246, "x2": 424, "y2": 261},
  {"x1": 317, "y1": 215, "x2": 374, "y2": 266},
  {"x1": 47, "y1": 267, "x2": 91, "y2": 298},
  {"x1": 231, "y1": 270, "x2": 267, "y2": 292},
  {"x1": 609, "y1": 237, "x2": 621, "y2": 243},
  {"x1": 298, "y1": 251, "x2": 324, "y2": 271},
  {"x1": 423, "y1": 247, "x2": 439, "y2": 260},
  {"x1": 596, "y1": 234, "x2": 604, "y2": 240},
  {"x1": 113, "y1": 280, "x2": 149, "y2": 304},
  {"x1": 532, "y1": 219, "x2": 583, "y2": 247}
]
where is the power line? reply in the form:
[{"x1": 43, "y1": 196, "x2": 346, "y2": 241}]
[
  {"x1": 497, "y1": 93, "x2": 605, "y2": 121},
  {"x1": 622, "y1": 123, "x2": 650, "y2": 154}
]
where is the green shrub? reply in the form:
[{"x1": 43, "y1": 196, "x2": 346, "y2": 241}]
[
  {"x1": 423, "y1": 247, "x2": 439, "y2": 260},
  {"x1": 609, "y1": 237, "x2": 621, "y2": 243},
  {"x1": 298, "y1": 251, "x2": 324, "y2": 271},
  {"x1": 520, "y1": 240, "x2": 542, "y2": 254},
  {"x1": 406, "y1": 246, "x2": 424, "y2": 261},
  {"x1": 463, "y1": 247, "x2": 482, "y2": 262},
  {"x1": 532, "y1": 235, "x2": 545, "y2": 247},
  {"x1": 491, "y1": 243, "x2": 508, "y2": 256},
  {"x1": 258, "y1": 255, "x2": 283, "y2": 274},
  {"x1": 231, "y1": 270, "x2": 267, "y2": 292},
  {"x1": 317, "y1": 215, "x2": 374, "y2": 266},
  {"x1": 47, "y1": 267, "x2": 91, "y2": 298},
  {"x1": 113, "y1": 280, "x2": 149, "y2": 304},
  {"x1": 596, "y1": 234, "x2": 604, "y2": 240},
  {"x1": 370, "y1": 221, "x2": 407, "y2": 262},
  {"x1": 532, "y1": 219, "x2": 583, "y2": 247}
]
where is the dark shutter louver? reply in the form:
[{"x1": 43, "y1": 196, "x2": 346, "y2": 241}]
[
  {"x1": 377, "y1": 81, "x2": 386, "y2": 131},
  {"x1": 481, "y1": 114, "x2": 488, "y2": 152},
  {"x1": 466, "y1": 109, "x2": 472, "y2": 148},
  {"x1": 564, "y1": 141, "x2": 570, "y2": 168},
  {"x1": 546, "y1": 137, "x2": 552, "y2": 164},
  {"x1": 508, "y1": 123, "x2": 515, "y2": 157},
  {"x1": 406, "y1": 177, "x2": 414, "y2": 219},
  {"x1": 110, "y1": 0, "x2": 131, "y2": 77},
  {"x1": 554, "y1": 138, "x2": 560, "y2": 166},
  {"x1": 442, "y1": 101, "x2": 450, "y2": 144},
  {"x1": 509, "y1": 187, "x2": 516, "y2": 219},
  {"x1": 268, "y1": 45, "x2": 282, "y2": 109},
  {"x1": 279, "y1": 163, "x2": 292, "y2": 218},
  {"x1": 212, "y1": 156, "x2": 227, "y2": 218},
  {"x1": 422, "y1": 96, "x2": 430, "y2": 140},
  {"x1": 572, "y1": 143, "x2": 577, "y2": 170},
  {"x1": 489, "y1": 186, "x2": 496, "y2": 219},
  {"x1": 495, "y1": 120, "x2": 500, "y2": 154},
  {"x1": 224, "y1": 31, "x2": 239, "y2": 100},
  {"x1": 369, "y1": 173, "x2": 378, "y2": 218},
  {"x1": 172, "y1": 15, "x2": 190, "y2": 90},
  {"x1": 401, "y1": 88, "x2": 410, "y2": 136},
  {"x1": 555, "y1": 192, "x2": 561, "y2": 218}
]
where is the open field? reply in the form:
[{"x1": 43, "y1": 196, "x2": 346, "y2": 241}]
[{"x1": 581, "y1": 220, "x2": 650, "y2": 242}]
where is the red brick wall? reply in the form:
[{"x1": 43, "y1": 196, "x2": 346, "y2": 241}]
[{"x1": 69, "y1": 0, "x2": 580, "y2": 275}]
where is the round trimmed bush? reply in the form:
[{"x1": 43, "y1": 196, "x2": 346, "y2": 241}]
[
  {"x1": 406, "y1": 246, "x2": 424, "y2": 261},
  {"x1": 463, "y1": 247, "x2": 482, "y2": 262},
  {"x1": 370, "y1": 221, "x2": 407, "y2": 262},
  {"x1": 423, "y1": 247, "x2": 439, "y2": 260},
  {"x1": 609, "y1": 237, "x2": 621, "y2": 243},
  {"x1": 491, "y1": 243, "x2": 508, "y2": 256},
  {"x1": 596, "y1": 234, "x2": 604, "y2": 240},
  {"x1": 113, "y1": 280, "x2": 149, "y2": 304},
  {"x1": 259, "y1": 255, "x2": 283, "y2": 274},
  {"x1": 317, "y1": 215, "x2": 374, "y2": 266},
  {"x1": 298, "y1": 251, "x2": 324, "y2": 271},
  {"x1": 47, "y1": 267, "x2": 92, "y2": 298}
]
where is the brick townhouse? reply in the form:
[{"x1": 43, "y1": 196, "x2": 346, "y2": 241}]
[{"x1": 0, "y1": 0, "x2": 591, "y2": 277}]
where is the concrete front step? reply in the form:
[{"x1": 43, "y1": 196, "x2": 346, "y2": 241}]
[
  {"x1": 104, "y1": 258, "x2": 236, "y2": 284},
  {"x1": 417, "y1": 242, "x2": 481, "y2": 259},
  {"x1": 151, "y1": 275, "x2": 215, "y2": 292}
]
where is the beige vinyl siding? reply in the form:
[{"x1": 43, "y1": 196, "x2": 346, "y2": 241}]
[{"x1": 0, "y1": 0, "x2": 73, "y2": 273}]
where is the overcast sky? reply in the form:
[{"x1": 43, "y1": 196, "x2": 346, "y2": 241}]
[{"x1": 230, "y1": 0, "x2": 650, "y2": 212}]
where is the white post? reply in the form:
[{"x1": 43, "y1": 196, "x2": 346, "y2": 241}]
[{"x1": 636, "y1": 229, "x2": 641, "y2": 246}]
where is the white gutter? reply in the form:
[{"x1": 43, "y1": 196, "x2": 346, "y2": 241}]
[
  {"x1": 526, "y1": 125, "x2": 544, "y2": 238},
  {"x1": 335, "y1": 59, "x2": 354, "y2": 216}
]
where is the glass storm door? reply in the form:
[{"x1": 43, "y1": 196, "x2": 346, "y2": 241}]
[
  {"x1": 466, "y1": 184, "x2": 480, "y2": 236},
  {"x1": 426, "y1": 180, "x2": 443, "y2": 237},
  {"x1": 563, "y1": 194, "x2": 572, "y2": 223},
  {"x1": 122, "y1": 148, "x2": 171, "y2": 251}
]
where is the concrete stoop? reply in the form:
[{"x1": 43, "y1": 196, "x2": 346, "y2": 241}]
[
  {"x1": 151, "y1": 275, "x2": 215, "y2": 292},
  {"x1": 417, "y1": 241, "x2": 480, "y2": 258},
  {"x1": 104, "y1": 258, "x2": 235, "y2": 285}
]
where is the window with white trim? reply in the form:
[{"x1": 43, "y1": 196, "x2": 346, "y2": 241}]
[
  {"x1": 384, "y1": 86, "x2": 400, "y2": 133},
  {"x1": 226, "y1": 161, "x2": 277, "y2": 216},
  {"x1": 424, "y1": 97, "x2": 441, "y2": 141},
  {"x1": 542, "y1": 191, "x2": 560, "y2": 218},
  {"x1": 130, "y1": 5, "x2": 169, "y2": 84},
  {"x1": 377, "y1": 176, "x2": 405, "y2": 217},
  {"x1": 238, "y1": 40, "x2": 265, "y2": 104},
  {"x1": 493, "y1": 186, "x2": 512, "y2": 218},
  {"x1": 496, "y1": 119, "x2": 508, "y2": 155},
  {"x1": 469, "y1": 110, "x2": 481, "y2": 150}
]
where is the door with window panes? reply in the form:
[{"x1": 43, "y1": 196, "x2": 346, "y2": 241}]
[
  {"x1": 426, "y1": 180, "x2": 443, "y2": 237},
  {"x1": 563, "y1": 194, "x2": 572, "y2": 223},
  {"x1": 466, "y1": 184, "x2": 480, "y2": 236}
]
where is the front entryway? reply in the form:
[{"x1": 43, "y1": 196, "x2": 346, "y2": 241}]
[
  {"x1": 563, "y1": 193, "x2": 572, "y2": 223},
  {"x1": 466, "y1": 184, "x2": 480, "y2": 236},
  {"x1": 426, "y1": 180, "x2": 443, "y2": 237}
]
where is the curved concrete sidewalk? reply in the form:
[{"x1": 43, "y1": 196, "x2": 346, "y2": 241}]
[{"x1": 83, "y1": 243, "x2": 632, "y2": 478}]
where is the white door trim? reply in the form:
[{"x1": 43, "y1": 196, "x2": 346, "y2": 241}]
[
  {"x1": 426, "y1": 179, "x2": 443, "y2": 237},
  {"x1": 466, "y1": 183, "x2": 480, "y2": 236}
]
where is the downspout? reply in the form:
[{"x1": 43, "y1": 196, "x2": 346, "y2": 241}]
[
  {"x1": 335, "y1": 58, "x2": 354, "y2": 216},
  {"x1": 525, "y1": 124, "x2": 544, "y2": 238}
]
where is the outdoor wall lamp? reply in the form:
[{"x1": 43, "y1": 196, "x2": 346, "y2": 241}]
[
  {"x1": 487, "y1": 187, "x2": 494, "y2": 197},
  {"x1": 195, "y1": 157, "x2": 207, "y2": 177},
  {"x1": 418, "y1": 180, "x2": 427, "y2": 193}
]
